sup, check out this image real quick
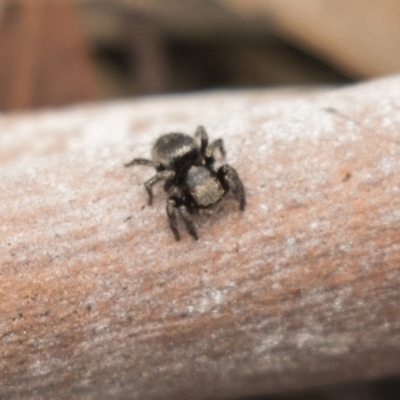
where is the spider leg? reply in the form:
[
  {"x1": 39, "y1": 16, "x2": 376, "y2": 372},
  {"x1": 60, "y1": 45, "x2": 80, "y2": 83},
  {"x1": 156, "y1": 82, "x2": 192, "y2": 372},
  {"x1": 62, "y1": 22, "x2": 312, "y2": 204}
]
[
  {"x1": 166, "y1": 197, "x2": 198, "y2": 241},
  {"x1": 217, "y1": 164, "x2": 246, "y2": 211},
  {"x1": 206, "y1": 138, "x2": 226, "y2": 162},
  {"x1": 144, "y1": 170, "x2": 175, "y2": 205},
  {"x1": 194, "y1": 125, "x2": 208, "y2": 160},
  {"x1": 166, "y1": 198, "x2": 181, "y2": 241},
  {"x1": 194, "y1": 126, "x2": 225, "y2": 165},
  {"x1": 178, "y1": 204, "x2": 198, "y2": 241},
  {"x1": 124, "y1": 158, "x2": 161, "y2": 169}
]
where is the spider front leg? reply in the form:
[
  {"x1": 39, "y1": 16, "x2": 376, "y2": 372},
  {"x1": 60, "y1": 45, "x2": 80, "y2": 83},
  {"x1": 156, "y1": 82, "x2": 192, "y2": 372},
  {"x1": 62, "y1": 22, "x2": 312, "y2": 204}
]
[
  {"x1": 206, "y1": 138, "x2": 226, "y2": 163},
  {"x1": 195, "y1": 125, "x2": 208, "y2": 160},
  {"x1": 179, "y1": 204, "x2": 198, "y2": 241},
  {"x1": 218, "y1": 164, "x2": 246, "y2": 211},
  {"x1": 194, "y1": 125, "x2": 225, "y2": 165},
  {"x1": 166, "y1": 198, "x2": 181, "y2": 240},
  {"x1": 166, "y1": 198, "x2": 198, "y2": 241}
]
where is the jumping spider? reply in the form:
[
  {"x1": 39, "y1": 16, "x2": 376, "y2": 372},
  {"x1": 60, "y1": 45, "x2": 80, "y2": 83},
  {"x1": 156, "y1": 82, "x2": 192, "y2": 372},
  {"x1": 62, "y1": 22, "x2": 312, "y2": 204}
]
[{"x1": 125, "y1": 126, "x2": 246, "y2": 241}]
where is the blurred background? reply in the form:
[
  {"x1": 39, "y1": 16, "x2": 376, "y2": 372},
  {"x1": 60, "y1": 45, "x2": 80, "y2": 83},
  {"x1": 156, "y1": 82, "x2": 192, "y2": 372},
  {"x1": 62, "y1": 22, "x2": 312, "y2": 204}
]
[
  {"x1": 8, "y1": 0, "x2": 400, "y2": 111},
  {"x1": 1, "y1": 0, "x2": 400, "y2": 398},
  {"x1": 3, "y1": 0, "x2": 400, "y2": 112}
]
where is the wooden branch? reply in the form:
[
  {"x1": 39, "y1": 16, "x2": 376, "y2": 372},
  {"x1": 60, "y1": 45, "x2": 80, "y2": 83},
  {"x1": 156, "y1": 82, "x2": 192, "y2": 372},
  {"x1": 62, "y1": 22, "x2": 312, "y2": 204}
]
[{"x1": 1, "y1": 76, "x2": 400, "y2": 399}]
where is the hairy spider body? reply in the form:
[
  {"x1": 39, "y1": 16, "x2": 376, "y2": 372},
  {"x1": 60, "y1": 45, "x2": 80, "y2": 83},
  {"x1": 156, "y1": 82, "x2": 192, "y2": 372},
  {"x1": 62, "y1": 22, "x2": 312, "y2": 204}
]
[
  {"x1": 125, "y1": 126, "x2": 246, "y2": 241},
  {"x1": 185, "y1": 165, "x2": 224, "y2": 208},
  {"x1": 152, "y1": 133, "x2": 200, "y2": 171}
]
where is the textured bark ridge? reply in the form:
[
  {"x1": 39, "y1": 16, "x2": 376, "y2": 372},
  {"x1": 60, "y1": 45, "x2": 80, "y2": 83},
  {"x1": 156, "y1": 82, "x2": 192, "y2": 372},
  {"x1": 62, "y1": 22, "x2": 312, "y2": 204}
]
[{"x1": 1, "y1": 77, "x2": 400, "y2": 399}]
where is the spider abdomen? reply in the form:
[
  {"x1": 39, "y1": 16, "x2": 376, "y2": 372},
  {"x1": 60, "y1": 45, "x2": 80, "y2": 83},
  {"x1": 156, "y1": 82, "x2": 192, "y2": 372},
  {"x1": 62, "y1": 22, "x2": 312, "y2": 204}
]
[{"x1": 185, "y1": 165, "x2": 225, "y2": 208}]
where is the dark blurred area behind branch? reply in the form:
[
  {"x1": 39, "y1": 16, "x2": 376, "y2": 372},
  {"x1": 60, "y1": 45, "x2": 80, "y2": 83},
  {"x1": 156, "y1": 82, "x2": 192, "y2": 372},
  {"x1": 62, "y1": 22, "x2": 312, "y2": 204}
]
[
  {"x1": 0, "y1": 0, "x2": 355, "y2": 111},
  {"x1": 3, "y1": 0, "x2": 400, "y2": 111}
]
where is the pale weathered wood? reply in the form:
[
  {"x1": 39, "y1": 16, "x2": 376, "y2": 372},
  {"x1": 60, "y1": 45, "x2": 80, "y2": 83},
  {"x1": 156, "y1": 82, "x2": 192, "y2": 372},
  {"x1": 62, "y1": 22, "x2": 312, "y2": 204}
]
[{"x1": 1, "y1": 78, "x2": 400, "y2": 399}]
